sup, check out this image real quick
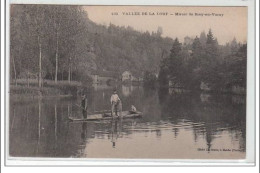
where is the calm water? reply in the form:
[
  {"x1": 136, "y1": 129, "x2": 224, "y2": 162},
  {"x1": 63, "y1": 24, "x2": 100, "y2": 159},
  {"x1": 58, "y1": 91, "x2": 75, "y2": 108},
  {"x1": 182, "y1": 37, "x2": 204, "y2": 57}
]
[{"x1": 9, "y1": 85, "x2": 246, "y2": 159}]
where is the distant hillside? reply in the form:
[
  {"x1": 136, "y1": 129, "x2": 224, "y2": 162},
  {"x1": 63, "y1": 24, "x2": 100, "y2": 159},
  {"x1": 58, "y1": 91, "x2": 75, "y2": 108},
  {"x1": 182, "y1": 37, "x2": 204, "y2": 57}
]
[{"x1": 83, "y1": 17, "x2": 174, "y2": 77}]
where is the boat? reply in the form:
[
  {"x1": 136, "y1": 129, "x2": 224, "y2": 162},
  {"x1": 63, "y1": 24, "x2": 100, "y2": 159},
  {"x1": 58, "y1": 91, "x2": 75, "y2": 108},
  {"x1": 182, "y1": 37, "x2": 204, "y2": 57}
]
[{"x1": 68, "y1": 110, "x2": 143, "y2": 122}]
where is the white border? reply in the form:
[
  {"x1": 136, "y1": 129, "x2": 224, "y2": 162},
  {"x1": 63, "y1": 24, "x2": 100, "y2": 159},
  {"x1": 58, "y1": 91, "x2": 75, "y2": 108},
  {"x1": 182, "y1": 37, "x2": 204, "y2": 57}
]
[
  {"x1": 245, "y1": 0, "x2": 255, "y2": 164},
  {"x1": 2, "y1": 0, "x2": 257, "y2": 167},
  {"x1": 9, "y1": 0, "x2": 250, "y2": 6}
]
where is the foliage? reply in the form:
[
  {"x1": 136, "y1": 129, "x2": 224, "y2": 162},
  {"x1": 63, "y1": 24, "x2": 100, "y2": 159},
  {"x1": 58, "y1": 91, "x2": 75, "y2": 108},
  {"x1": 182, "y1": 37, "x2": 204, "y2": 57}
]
[
  {"x1": 143, "y1": 71, "x2": 157, "y2": 89},
  {"x1": 158, "y1": 29, "x2": 247, "y2": 92},
  {"x1": 10, "y1": 5, "x2": 95, "y2": 85},
  {"x1": 10, "y1": 5, "x2": 247, "y2": 93},
  {"x1": 10, "y1": 5, "x2": 173, "y2": 86}
]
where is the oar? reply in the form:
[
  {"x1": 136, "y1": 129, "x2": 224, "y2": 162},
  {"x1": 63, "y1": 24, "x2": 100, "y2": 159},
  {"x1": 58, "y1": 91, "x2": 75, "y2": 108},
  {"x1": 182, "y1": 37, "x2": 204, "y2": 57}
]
[{"x1": 75, "y1": 104, "x2": 86, "y2": 111}]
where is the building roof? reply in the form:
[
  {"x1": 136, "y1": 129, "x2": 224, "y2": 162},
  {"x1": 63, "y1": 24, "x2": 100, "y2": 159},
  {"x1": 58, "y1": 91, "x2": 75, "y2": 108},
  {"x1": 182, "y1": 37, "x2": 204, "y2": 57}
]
[
  {"x1": 122, "y1": 70, "x2": 142, "y2": 78},
  {"x1": 122, "y1": 71, "x2": 132, "y2": 75}
]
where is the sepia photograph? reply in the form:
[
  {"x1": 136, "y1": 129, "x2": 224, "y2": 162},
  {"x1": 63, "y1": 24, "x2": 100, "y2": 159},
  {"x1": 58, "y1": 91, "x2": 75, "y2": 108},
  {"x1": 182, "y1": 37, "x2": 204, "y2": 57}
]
[{"x1": 8, "y1": 4, "x2": 249, "y2": 160}]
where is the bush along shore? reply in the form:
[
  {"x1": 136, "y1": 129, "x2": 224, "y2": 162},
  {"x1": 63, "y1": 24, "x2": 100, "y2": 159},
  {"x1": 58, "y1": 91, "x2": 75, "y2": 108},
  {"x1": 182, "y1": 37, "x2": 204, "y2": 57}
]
[{"x1": 10, "y1": 79, "x2": 90, "y2": 98}]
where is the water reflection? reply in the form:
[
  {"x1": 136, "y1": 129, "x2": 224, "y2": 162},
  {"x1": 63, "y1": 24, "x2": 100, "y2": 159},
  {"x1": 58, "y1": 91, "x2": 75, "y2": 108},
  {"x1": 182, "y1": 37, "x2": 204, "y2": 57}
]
[
  {"x1": 111, "y1": 120, "x2": 119, "y2": 148},
  {"x1": 122, "y1": 85, "x2": 137, "y2": 97},
  {"x1": 9, "y1": 86, "x2": 246, "y2": 159},
  {"x1": 36, "y1": 98, "x2": 41, "y2": 154}
]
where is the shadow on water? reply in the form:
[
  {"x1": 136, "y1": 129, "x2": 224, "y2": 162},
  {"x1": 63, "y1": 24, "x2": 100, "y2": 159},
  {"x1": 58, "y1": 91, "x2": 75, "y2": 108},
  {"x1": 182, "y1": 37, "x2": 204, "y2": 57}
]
[{"x1": 9, "y1": 85, "x2": 246, "y2": 158}]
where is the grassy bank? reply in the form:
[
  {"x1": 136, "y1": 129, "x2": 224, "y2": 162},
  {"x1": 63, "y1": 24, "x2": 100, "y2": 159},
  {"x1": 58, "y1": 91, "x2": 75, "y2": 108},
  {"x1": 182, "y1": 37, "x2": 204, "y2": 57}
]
[{"x1": 10, "y1": 79, "x2": 85, "y2": 98}]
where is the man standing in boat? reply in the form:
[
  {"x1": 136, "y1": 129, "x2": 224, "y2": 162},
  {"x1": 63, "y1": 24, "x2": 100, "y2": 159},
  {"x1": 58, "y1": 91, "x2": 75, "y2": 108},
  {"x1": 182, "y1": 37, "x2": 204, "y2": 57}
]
[
  {"x1": 81, "y1": 94, "x2": 88, "y2": 119},
  {"x1": 111, "y1": 90, "x2": 121, "y2": 117}
]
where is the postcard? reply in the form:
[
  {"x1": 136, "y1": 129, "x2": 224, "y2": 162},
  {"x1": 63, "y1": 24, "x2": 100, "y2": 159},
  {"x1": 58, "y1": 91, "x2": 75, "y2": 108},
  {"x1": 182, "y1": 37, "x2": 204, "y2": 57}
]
[{"x1": 5, "y1": 1, "x2": 256, "y2": 166}]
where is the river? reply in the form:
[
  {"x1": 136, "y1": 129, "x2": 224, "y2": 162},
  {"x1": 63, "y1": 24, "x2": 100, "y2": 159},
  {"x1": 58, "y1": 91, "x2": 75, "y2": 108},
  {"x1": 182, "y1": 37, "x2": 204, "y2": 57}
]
[{"x1": 9, "y1": 85, "x2": 246, "y2": 159}]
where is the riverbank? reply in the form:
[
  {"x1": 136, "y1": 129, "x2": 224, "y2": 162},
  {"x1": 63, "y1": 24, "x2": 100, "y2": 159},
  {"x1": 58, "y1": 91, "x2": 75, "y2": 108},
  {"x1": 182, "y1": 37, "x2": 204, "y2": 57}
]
[
  {"x1": 158, "y1": 85, "x2": 246, "y2": 96},
  {"x1": 9, "y1": 79, "x2": 87, "y2": 98}
]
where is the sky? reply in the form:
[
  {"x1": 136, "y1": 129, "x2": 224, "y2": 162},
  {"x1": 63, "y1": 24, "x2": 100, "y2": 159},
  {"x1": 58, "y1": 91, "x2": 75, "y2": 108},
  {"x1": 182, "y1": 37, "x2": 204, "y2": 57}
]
[{"x1": 83, "y1": 6, "x2": 247, "y2": 45}]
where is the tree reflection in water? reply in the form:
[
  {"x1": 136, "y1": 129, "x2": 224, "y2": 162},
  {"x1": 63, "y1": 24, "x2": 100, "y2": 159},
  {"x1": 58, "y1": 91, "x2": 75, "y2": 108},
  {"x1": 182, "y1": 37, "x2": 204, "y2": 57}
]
[{"x1": 9, "y1": 86, "x2": 246, "y2": 158}]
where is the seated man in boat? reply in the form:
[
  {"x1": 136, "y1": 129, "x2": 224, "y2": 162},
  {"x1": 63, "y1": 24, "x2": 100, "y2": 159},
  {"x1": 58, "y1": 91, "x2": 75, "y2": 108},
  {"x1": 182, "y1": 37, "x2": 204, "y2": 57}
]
[
  {"x1": 110, "y1": 90, "x2": 121, "y2": 117},
  {"x1": 81, "y1": 94, "x2": 88, "y2": 119},
  {"x1": 131, "y1": 105, "x2": 137, "y2": 112}
]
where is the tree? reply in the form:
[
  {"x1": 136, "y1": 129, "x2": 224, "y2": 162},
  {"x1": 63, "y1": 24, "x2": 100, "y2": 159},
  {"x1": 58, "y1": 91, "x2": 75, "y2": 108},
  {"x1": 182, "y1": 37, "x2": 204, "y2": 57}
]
[
  {"x1": 158, "y1": 67, "x2": 169, "y2": 87},
  {"x1": 143, "y1": 71, "x2": 157, "y2": 89},
  {"x1": 198, "y1": 29, "x2": 221, "y2": 90},
  {"x1": 10, "y1": 7, "x2": 21, "y2": 86},
  {"x1": 187, "y1": 36, "x2": 204, "y2": 89},
  {"x1": 169, "y1": 38, "x2": 182, "y2": 57},
  {"x1": 224, "y1": 44, "x2": 247, "y2": 89},
  {"x1": 191, "y1": 36, "x2": 203, "y2": 67},
  {"x1": 156, "y1": 26, "x2": 163, "y2": 36},
  {"x1": 158, "y1": 38, "x2": 186, "y2": 88},
  {"x1": 205, "y1": 29, "x2": 218, "y2": 57},
  {"x1": 230, "y1": 37, "x2": 239, "y2": 54},
  {"x1": 53, "y1": 6, "x2": 62, "y2": 83},
  {"x1": 22, "y1": 5, "x2": 49, "y2": 87},
  {"x1": 199, "y1": 31, "x2": 207, "y2": 47},
  {"x1": 167, "y1": 38, "x2": 184, "y2": 86}
]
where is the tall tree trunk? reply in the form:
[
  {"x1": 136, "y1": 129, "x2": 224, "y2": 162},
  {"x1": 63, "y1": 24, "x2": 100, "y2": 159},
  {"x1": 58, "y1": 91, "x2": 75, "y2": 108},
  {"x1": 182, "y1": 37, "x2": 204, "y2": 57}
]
[
  {"x1": 71, "y1": 69, "x2": 72, "y2": 82},
  {"x1": 68, "y1": 66, "x2": 71, "y2": 83},
  {"x1": 68, "y1": 58, "x2": 71, "y2": 83},
  {"x1": 61, "y1": 69, "x2": 63, "y2": 81},
  {"x1": 55, "y1": 44, "x2": 58, "y2": 83},
  {"x1": 55, "y1": 21, "x2": 60, "y2": 84},
  {"x1": 35, "y1": 7, "x2": 42, "y2": 88},
  {"x1": 27, "y1": 70, "x2": 30, "y2": 87},
  {"x1": 38, "y1": 35, "x2": 42, "y2": 88},
  {"x1": 70, "y1": 57, "x2": 73, "y2": 82}
]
